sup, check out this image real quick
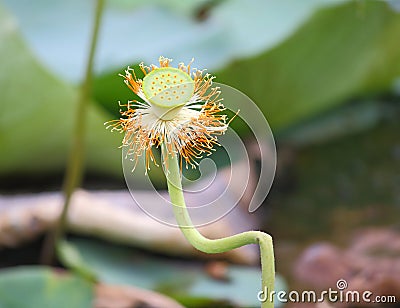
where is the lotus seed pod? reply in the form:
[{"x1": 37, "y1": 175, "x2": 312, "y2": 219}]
[{"x1": 142, "y1": 67, "x2": 195, "y2": 120}]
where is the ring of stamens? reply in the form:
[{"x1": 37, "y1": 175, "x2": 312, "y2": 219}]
[{"x1": 106, "y1": 57, "x2": 230, "y2": 171}]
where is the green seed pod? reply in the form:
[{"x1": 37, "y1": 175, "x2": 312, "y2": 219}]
[{"x1": 142, "y1": 67, "x2": 195, "y2": 120}]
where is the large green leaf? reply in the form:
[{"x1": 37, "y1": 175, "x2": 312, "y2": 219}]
[
  {"x1": 3, "y1": 0, "x2": 329, "y2": 83},
  {"x1": 0, "y1": 4, "x2": 122, "y2": 177},
  {"x1": 0, "y1": 266, "x2": 94, "y2": 308},
  {"x1": 65, "y1": 238, "x2": 286, "y2": 308},
  {"x1": 216, "y1": 1, "x2": 400, "y2": 130}
]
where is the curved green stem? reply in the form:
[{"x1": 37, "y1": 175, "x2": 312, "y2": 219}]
[{"x1": 163, "y1": 150, "x2": 275, "y2": 308}]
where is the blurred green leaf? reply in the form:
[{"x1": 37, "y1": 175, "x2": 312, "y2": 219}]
[
  {"x1": 217, "y1": 1, "x2": 400, "y2": 130},
  {"x1": 57, "y1": 240, "x2": 98, "y2": 283},
  {"x1": 187, "y1": 266, "x2": 286, "y2": 307},
  {"x1": 69, "y1": 238, "x2": 192, "y2": 290},
  {"x1": 209, "y1": 0, "x2": 345, "y2": 59},
  {"x1": 0, "y1": 266, "x2": 94, "y2": 308},
  {"x1": 0, "y1": 4, "x2": 122, "y2": 177},
  {"x1": 68, "y1": 238, "x2": 286, "y2": 307},
  {"x1": 3, "y1": 0, "x2": 335, "y2": 82}
]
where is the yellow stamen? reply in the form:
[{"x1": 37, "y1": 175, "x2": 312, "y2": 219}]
[{"x1": 105, "y1": 57, "x2": 232, "y2": 171}]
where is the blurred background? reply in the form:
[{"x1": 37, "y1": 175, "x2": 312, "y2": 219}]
[{"x1": 0, "y1": 0, "x2": 400, "y2": 307}]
